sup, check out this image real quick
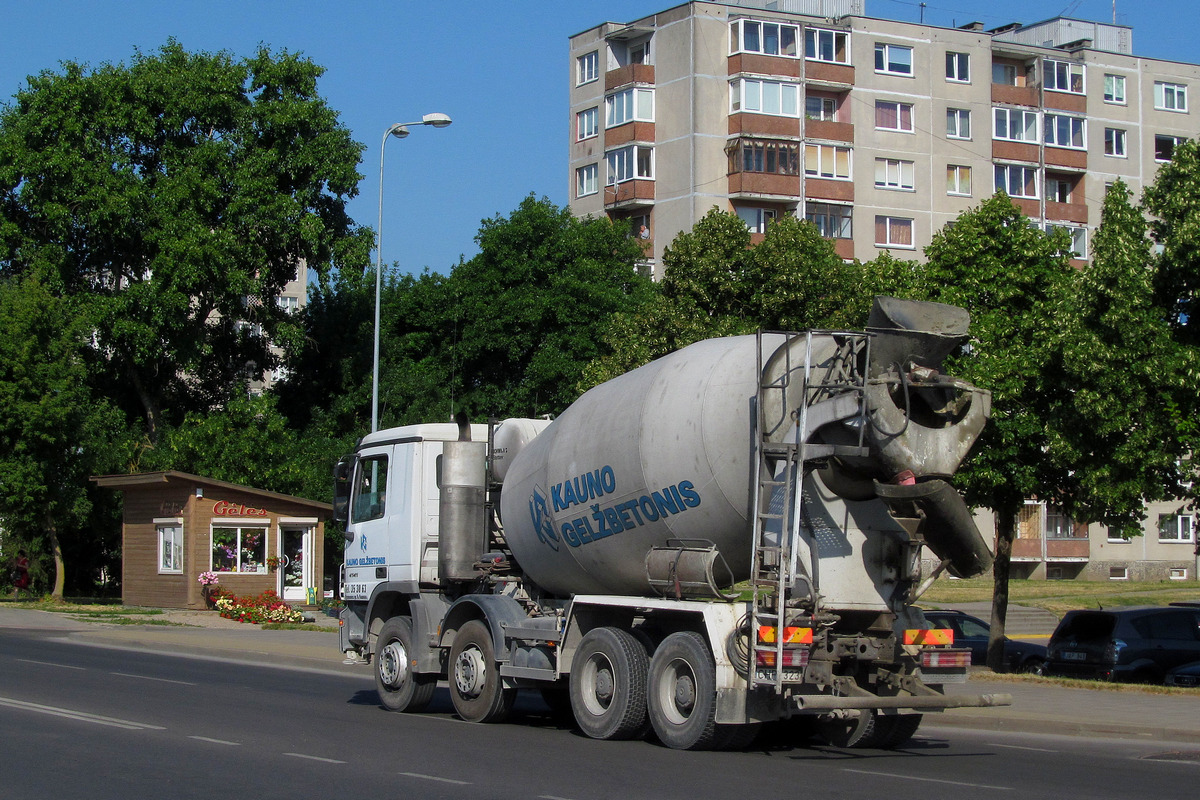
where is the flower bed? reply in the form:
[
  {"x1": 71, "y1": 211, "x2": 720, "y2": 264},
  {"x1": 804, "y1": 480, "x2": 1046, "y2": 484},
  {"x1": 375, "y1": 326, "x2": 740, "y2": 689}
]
[{"x1": 213, "y1": 589, "x2": 305, "y2": 624}]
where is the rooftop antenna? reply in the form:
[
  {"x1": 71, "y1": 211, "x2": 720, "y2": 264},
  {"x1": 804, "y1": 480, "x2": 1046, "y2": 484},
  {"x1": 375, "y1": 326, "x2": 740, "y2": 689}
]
[{"x1": 919, "y1": 2, "x2": 926, "y2": 23}]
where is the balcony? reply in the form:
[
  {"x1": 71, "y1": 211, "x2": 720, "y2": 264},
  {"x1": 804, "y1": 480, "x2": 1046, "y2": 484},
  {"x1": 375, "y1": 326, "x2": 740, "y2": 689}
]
[
  {"x1": 805, "y1": 119, "x2": 853, "y2": 143},
  {"x1": 804, "y1": 178, "x2": 854, "y2": 203},
  {"x1": 1046, "y1": 538, "x2": 1090, "y2": 560},
  {"x1": 606, "y1": 64, "x2": 655, "y2": 91},
  {"x1": 730, "y1": 113, "x2": 801, "y2": 138},
  {"x1": 729, "y1": 53, "x2": 801, "y2": 79},
  {"x1": 1045, "y1": 200, "x2": 1088, "y2": 224},
  {"x1": 1044, "y1": 91, "x2": 1087, "y2": 114},
  {"x1": 1044, "y1": 147, "x2": 1087, "y2": 170},
  {"x1": 992, "y1": 83, "x2": 1039, "y2": 107},
  {"x1": 992, "y1": 140, "x2": 1039, "y2": 163},
  {"x1": 605, "y1": 122, "x2": 655, "y2": 147},
  {"x1": 806, "y1": 60, "x2": 854, "y2": 87},
  {"x1": 728, "y1": 172, "x2": 800, "y2": 199},
  {"x1": 604, "y1": 180, "x2": 654, "y2": 209}
]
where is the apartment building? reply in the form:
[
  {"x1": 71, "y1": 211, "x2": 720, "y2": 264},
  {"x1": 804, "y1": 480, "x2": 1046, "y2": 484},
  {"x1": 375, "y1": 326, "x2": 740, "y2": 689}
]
[{"x1": 568, "y1": 0, "x2": 1200, "y2": 277}]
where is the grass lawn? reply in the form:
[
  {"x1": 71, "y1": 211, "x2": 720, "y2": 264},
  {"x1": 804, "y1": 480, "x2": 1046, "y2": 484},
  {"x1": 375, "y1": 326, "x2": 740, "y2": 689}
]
[{"x1": 921, "y1": 577, "x2": 1200, "y2": 616}]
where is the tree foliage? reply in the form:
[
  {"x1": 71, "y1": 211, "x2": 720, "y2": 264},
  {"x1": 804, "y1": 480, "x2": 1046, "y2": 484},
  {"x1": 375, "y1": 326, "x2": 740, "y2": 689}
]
[{"x1": 0, "y1": 40, "x2": 372, "y2": 440}]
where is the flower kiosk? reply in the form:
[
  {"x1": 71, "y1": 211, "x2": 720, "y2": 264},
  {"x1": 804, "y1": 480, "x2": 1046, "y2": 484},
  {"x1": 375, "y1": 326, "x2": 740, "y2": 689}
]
[{"x1": 93, "y1": 471, "x2": 332, "y2": 610}]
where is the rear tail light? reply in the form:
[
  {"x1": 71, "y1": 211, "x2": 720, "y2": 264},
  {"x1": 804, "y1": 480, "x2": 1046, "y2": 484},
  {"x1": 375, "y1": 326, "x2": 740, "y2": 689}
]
[
  {"x1": 756, "y1": 648, "x2": 810, "y2": 668},
  {"x1": 921, "y1": 649, "x2": 971, "y2": 669},
  {"x1": 1103, "y1": 638, "x2": 1125, "y2": 663}
]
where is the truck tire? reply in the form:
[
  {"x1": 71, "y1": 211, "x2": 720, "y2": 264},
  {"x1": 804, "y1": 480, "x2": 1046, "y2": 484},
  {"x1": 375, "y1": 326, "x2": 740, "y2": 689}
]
[
  {"x1": 874, "y1": 713, "x2": 922, "y2": 748},
  {"x1": 449, "y1": 619, "x2": 515, "y2": 723},
  {"x1": 647, "y1": 631, "x2": 717, "y2": 750},
  {"x1": 816, "y1": 710, "x2": 877, "y2": 748},
  {"x1": 375, "y1": 617, "x2": 436, "y2": 713},
  {"x1": 570, "y1": 626, "x2": 650, "y2": 740}
]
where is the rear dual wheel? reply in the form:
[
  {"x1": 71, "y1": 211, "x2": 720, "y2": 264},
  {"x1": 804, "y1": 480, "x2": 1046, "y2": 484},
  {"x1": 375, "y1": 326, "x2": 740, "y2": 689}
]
[{"x1": 570, "y1": 626, "x2": 651, "y2": 740}]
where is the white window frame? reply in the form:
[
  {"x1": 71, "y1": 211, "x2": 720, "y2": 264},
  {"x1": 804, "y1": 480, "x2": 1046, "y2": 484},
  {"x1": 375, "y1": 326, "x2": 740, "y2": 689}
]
[
  {"x1": 946, "y1": 51, "x2": 970, "y2": 83},
  {"x1": 946, "y1": 164, "x2": 972, "y2": 196},
  {"x1": 736, "y1": 206, "x2": 778, "y2": 234},
  {"x1": 1044, "y1": 113, "x2": 1086, "y2": 150},
  {"x1": 1171, "y1": 568, "x2": 1189, "y2": 580},
  {"x1": 1104, "y1": 127, "x2": 1127, "y2": 157},
  {"x1": 577, "y1": 107, "x2": 598, "y2": 141},
  {"x1": 994, "y1": 163, "x2": 1039, "y2": 199},
  {"x1": 875, "y1": 216, "x2": 914, "y2": 249},
  {"x1": 946, "y1": 107, "x2": 971, "y2": 140},
  {"x1": 211, "y1": 523, "x2": 270, "y2": 574},
  {"x1": 1109, "y1": 566, "x2": 1128, "y2": 581},
  {"x1": 992, "y1": 62, "x2": 1019, "y2": 86},
  {"x1": 804, "y1": 143, "x2": 852, "y2": 180},
  {"x1": 874, "y1": 43, "x2": 913, "y2": 76},
  {"x1": 1046, "y1": 222, "x2": 1087, "y2": 259},
  {"x1": 805, "y1": 28, "x2": 849, "y2": 64},
  {"x1": 156, "y1": 519, "x2": 184, "y2": 574},
  {"x1": 875, "y1": 100, "x2": 914, "y2": 132},
  {"x1": 805, "y1": 201, "x2": 852, "y2": 239},
  {"x1": 576, "y1": 164, "x2": 598, "y2": 198},
  {"x1": 606, "y1": 145, "x2": 654, "y2": 185},
  {"x1": 1155, "y1": 134, "x2": 1187, "y2": 163},
  {"x1": 730, "y1": 78, "x2": 800, "y2": 117},
  {"x1": 1103, "y1": 73, "x2": 1126, "y2": 104},
  {"x1": 1155, "y1": 81, "x2": 1188, "y2": 112},
  {"x1": 805, "y1": 94, "x2": 837, "y2": 121},
  {"x1": 1044, "y1": 59, "x2": 1084, "y2": 94},
  {"x1": 577, "y1": 51, "x2": 598, "y2": 86},
  {"x1": 1158, "y1": 513, "x2": 1195, "y2": 543},
  {"x1": 730, "y1": 19, "x2": 799, "y2": 57},
  {"x1": 993, "y1": 107, "x2": 1039, "y2": 143},
  {"x1": 1046, "y1": 175, "x2": 1074, "y2": 203},
  {"x1": 277, "y1": 295, "x2": 299, "y2": 314},
  {"x1": 874, "y1": 157, "x2": 914, "y2": 190},
  {"x1": 606, "y1": 88, "x2": 654, "y2": 128}
]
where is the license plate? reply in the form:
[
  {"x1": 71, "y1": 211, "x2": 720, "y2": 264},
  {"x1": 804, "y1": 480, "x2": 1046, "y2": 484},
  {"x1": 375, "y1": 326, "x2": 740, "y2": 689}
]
[
  {"x1": 1063, "y1": 651, "x2": 1087, "y2": 661},
  {"x1": 755, "y1": 669, "x2": 805, "y2": 683}
]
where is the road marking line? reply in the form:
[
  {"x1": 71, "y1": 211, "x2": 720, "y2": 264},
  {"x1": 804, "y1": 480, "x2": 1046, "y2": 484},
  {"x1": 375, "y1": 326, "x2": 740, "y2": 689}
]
[
  {"x1": 17, "y1": 659, "x2": 85, "y2": 670},
  {"x1": 110, "y1": 671, "x2": 197, "y2": 686},
  {"x1": 990, "y1": 743, "x2": 1058, "y2": 753},
  {"x1": 843, "y1": 769, "x2": 1012, "y2": 791},
  {"x1": 189, "y1": 736, "x2": 240, "y2": 746},
  {"x1": 284, "y1": 753, "x2": 346, "y2": 764},
  {"x1": 400, "y1": 772, "x2": 471, "y2": 785},
  {"x1": 0, "y1": 696, "x2": 166, "y2": 730},
  {"x1": 539, "y1": 795, "x2": 577, "y2": 800}
]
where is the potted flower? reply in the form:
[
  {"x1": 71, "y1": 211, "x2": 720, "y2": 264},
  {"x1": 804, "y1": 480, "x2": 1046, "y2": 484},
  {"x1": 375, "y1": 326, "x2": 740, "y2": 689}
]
[
  {"x1": 198, "y1": 571, "x2": 219, "y2": 608},
  {"x1": 266, "y1": 556, "x2": 281, "y2": 573}
]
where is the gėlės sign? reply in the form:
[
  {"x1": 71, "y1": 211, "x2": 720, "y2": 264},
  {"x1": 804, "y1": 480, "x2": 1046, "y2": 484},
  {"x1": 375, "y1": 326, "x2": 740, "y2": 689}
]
[{"x1": 212, "y1": 500, "x2": 269, "y2": 518}]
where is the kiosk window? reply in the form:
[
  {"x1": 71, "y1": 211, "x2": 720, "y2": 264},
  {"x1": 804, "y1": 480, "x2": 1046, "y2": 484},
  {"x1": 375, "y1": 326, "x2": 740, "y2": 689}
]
[{"x1": 352, "y1": 456, "x2": 388, "y2": 523}]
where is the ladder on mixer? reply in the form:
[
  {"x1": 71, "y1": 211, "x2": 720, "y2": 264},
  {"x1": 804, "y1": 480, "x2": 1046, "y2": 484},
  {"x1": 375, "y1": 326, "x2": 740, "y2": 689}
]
[{"x1": 748, "y1": 329, "x2": 871, "y2": 691}]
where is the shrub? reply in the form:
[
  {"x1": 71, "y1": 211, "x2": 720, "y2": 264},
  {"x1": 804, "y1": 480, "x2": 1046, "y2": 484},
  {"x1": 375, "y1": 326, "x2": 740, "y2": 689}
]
[{"x1": 214, "y1": 589, "x2": 304, "y2": 624}]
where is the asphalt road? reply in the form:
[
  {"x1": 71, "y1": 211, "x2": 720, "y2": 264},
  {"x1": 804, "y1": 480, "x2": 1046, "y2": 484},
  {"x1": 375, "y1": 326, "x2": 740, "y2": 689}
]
[{"x1": 3, "y1": 627, "x2": 1200, "y2": 800}]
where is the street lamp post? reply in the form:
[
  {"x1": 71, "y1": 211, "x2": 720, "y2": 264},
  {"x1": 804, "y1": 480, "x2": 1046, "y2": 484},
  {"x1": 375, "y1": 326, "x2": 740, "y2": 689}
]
[{"x1": 372, "y1": 113, "x2": 452, "y2": 433}]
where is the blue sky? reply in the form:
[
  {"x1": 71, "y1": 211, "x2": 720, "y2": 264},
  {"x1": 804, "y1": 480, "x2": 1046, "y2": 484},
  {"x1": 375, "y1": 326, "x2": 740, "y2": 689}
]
[{"x1": 1, "y1": 1, "x2": 1195, "y2": 277}]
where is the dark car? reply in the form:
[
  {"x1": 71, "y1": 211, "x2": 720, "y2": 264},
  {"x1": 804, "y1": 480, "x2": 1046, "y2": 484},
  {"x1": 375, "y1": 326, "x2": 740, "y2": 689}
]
[
  {"x1": 921, "y1": 609, "x2": 1047, "y2": 674},
  {"x1": 1046, "y1": 606, "x2": 1200, "y2": 684},
  {"x1": 1165, "y1": 661, "x2": 1200, "y2": 687}
]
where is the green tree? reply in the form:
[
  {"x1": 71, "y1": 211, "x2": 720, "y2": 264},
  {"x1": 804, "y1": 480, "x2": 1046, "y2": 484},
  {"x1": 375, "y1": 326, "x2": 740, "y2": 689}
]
[
  {"x1": 0, "y1": 277, "x2": 126, "y2": 598},
  {"x1": 0, "y1": 41, "x2": 372, "y2": 441},
  {"x1": 1144, "y1": 139, "x2": 1200, "y2": 348}
]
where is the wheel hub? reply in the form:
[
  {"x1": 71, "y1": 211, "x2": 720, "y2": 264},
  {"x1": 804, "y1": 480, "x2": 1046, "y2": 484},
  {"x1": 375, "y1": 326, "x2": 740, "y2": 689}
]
[
  {"x1": 672, "y1": 673, "x2": 696, "y2": 713},
  {"x1": 454, "y1": 646, "x2": 487, "y2": 697},
  {"x1": 379, "y1": 640, "x2": 409, "y2": 688}
]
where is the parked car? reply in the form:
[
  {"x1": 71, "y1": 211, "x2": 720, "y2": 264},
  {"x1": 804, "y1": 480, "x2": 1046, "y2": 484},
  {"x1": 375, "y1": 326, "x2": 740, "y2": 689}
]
[
  {"x1": 920, "y1": 609, "x2": 1047, "y2": 674},
  {"x1": 1165, "y1": 661, "x2": 1200, "y2": 688},
  {"x1": 1046, "y1": 606, "x2": 1200, "y2": 684}
]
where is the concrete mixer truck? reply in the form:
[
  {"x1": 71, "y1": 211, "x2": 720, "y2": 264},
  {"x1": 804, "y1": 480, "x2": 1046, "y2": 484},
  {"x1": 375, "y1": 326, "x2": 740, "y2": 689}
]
[{"x1": 333, "y1": 297, "x2": 1010, "y2": 750}]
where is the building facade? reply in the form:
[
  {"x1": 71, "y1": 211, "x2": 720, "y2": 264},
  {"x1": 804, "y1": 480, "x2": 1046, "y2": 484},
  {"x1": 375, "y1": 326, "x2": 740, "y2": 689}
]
[{"x1": 568, "y1": 1, "x2": 1199, "y2": 276}]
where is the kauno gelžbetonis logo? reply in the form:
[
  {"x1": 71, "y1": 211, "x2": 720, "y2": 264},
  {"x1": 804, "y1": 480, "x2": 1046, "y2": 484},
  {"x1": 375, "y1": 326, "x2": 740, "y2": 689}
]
[{"x1": 528, "y1": 486, "x2": 559, "y2": 551}]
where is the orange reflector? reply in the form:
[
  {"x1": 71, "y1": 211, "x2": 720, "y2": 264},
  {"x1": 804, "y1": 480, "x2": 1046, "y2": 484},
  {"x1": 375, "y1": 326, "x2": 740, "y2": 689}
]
[
  {"x1": 904, "y1": 628, "x2": 954, "y2": 646},
  {"x1": 757, "y1": 626, "x2": 813, "y2": 644}
]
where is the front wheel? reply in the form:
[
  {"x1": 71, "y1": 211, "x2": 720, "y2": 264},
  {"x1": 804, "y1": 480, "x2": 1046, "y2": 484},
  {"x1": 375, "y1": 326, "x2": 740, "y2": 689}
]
[
  {"x1": 647, "y1": 631, "x2": 717, "y2": 750},
  {"x1": 375, "y1": 617, "x2": 436, "y2": 713},
  {"x1": 449, "y1": 619, "x2": 516, "y2": 723}
]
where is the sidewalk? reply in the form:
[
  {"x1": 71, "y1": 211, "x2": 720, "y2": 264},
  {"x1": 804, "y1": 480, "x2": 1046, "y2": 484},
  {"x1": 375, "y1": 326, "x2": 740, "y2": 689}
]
[{"x1": 2, "y1": 605, "x2": 1199, "y2": 743}]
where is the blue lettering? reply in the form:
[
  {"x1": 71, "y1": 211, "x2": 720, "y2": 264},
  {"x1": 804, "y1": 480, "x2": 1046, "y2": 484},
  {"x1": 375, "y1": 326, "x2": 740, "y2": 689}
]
[
  {"x1": 600, "y1": 465, "x2": 616, "y2": 493},
  {"x1": 639, "y1": 496, "x2": 660, "y2": 521},
  {"x1": 615, "y1": 503, "x2": 635, "y2": 529},
  {"x1": 621, "y1": 499, "x2": 644, "y2": 526},
  {"x1": 678, "y1": 480, "x2": 702, "y2": 508},
  {"x1": 669, "y1": 484, "x2": 685, "y2": 510},
  {"x1": 551, "y1": 483, "x2": 565, "y2": 512},
  {"x1": 591, "y1": 504, "x2": 608, "y2": 538},
  {"x1": 585, "y1": 470, "x2": 601, "y2": 502},
  {"x1": 603, "y1": 507, "x2": 624, "y2": 534},
  {"x1": 563, "y1": 480, "x2": 579, "y2": 508},
  {"x1": 562, "y1": 522, "x2": 580, "y2": 547},
  {"x1": 653, "y1": 490, "x2": 679, "y2": 517}
]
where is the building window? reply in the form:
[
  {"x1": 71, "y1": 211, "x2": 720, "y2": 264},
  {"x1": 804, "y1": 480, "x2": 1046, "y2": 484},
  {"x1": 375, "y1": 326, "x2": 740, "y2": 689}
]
[
  {"x1": 875, "y1": 216, "x2": 914, "y2": 248},
  {"x1": 804, "y1": 143, "x2": 851, "y2": 180},
  {"x1": 875, "y1": 100, "x2": 914, "y2": 132},
  {"x1": 1044, "y1": 59, "x2": 1084, "y2": 94},
  {"x1": 1045, "y1": 506, "x2": 1076, "y2": 538},
  {"x1": 727, "y1": 138, "x2": 800, "y2": 175},
  {"x1": 157, "y1": 521, "x2": 183, "y2": 574},
  {"x1": 805, "y1": 93, "x2": 838, "y2": 121},
  {"x1": 992, "y1": 62, "x2": 1019, "y2": 85},
  {"x1": 946, "y1": 164, "x2": 971, "y2": 196},
  {"x1": 1104, "y1": 74, "x2": 1126, "y2": 104},
  {"x1": 577, "y1": 107, "x2": 598, "y2": 141},
  {"x1": 1155, "y1": 81, "x2": 1188, "y2": 112},
  {"x1": 1155, "y1": 135, "x2": 1187, "y2": 162},
  {"x1": 607, "y1": 145, "x2": 654, "y2": 184},
  {"x1": 576, "y1": 164, "x2": 598, "y2": 198},
  {"x1": 993, "y1": 107, "x2": 1039, "y2": 142},
  {"x1": 946, "y1": 51, "x2": 970, "y2": 83},
  {"x1": 1109, "y1": 566, "x2": 1128, "y2": 581},
  {"x1": 875, "y1": 157, "x2": 914, "y2": 190},
  {"x1": 805, "y1": 28, "x2": 849, "y2": 64},
  {"x1": 805, "y1": 202, "x2": 852, "y2": 238},
  {"x1": 946, "y1": 107, "x2": 971, "y2": 139},
  {"x1": 730, "y1": 19, "x2": 799, "y2": 57},
  {"x1": 1045, "y1": 175, "x2": 1077, "y2": 204},
  {"x1": 874, "y1": 43, "x2": 913, "y2": 76},
  {"x1": 1044, "y1": 114, "x2": 1085, "y2": 149},
  {"x1": 1106, "y1": 526, "x2": 1129, "y2": 543},
  {"x1": 1171, "y1": 568, "x2": 1189, "y2": 580},
  {"x1": 737, "y1": 206, "x2": 777, "y2": 234},
  {"x1": 730, "y1": 78, "x2": 800, "y2": 117},
  {"x1": 577, "y1": 51, "x2": 598, "y2": 86},
  {"x1": 606, "y1": 88, "x2": 654, "y2": 128},
  {"x1": 995, "y1": 164, "x2": 1038, "y2": 198},
  {"x1": 277, "y1": 295, "x2": 299, "y2": 314},
  {"x1": 1158, "y1": 513, "x2": 1195, "y2": 542},
  {"x1": 211, "y1": 525, "x2": 268, "y2": 573},
  {"x1": 628, "y1": 40, "x2": 650, "y2": 65},
  {"x1": 1104, "y1": 127, "x2": 1127, "y2": 157}
]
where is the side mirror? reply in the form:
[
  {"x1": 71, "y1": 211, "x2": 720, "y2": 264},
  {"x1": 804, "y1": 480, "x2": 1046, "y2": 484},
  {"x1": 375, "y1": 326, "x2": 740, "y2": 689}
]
[{"x1": 332, "y1": 457, "x2": 353, "y2": 525}]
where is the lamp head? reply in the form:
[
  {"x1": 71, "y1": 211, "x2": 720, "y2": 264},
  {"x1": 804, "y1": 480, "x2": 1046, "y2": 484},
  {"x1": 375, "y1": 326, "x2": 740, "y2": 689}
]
[
  {"x1": 422, "y1": 112, "x2": 452, "y2": 128},
  {"x1": 388, "y1": 124, "x2": 410, "y2": 139}
]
